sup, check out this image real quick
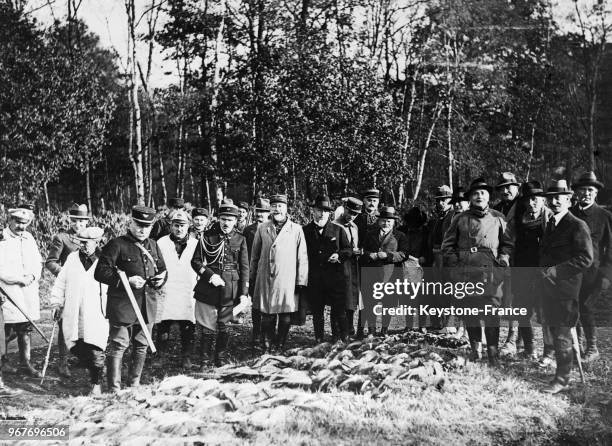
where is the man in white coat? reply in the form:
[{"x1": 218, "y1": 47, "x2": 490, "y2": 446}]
[
  {"x1": 156, "y1": 210, "x2": 198, "y2": 369},
  {"x1": 250, "y1": 194, "x2": 308, "y2": 352},
  {"x1": 0, "y1": 205, "x2": 42, "y2": 378},
  {"x1": 49, "y1": 227, "x2": 108, "y2": 395}
]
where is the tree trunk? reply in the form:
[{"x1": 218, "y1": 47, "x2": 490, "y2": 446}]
[
  {"x1": 85, "y1": 160, "x2": 92, "y2": 213},
  {"x1": 413, "y1": 104, "x2": 442, "y2": 200},
  {"x1": 43, "y1": 181, "x2": 50, "y2": 210},
  {"x1": 447, "y1": 98, "x2": 453, "y2": 187}
]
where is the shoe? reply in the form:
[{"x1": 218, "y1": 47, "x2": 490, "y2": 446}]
[
  {"x1": 583, "y1": 346, "x2": 600, "y2": 363},
  {"x1": 57, "y1": 356, "x2": 71, "y2": 378},
  {"x1": 518, "y1": 349, "x2": 538, "y2": 361},
  {"x1": 89, "y1": 384, "x2": 102, "y2": 396},
  {"x1": 380, "y1": 327, "x2": 388, "y2": 337},
  {"x1": 538, "y1": 356, "x2": 556, "y2": 368},
  {"x1": 542, "y1": 379, "x2": 568, "y2": 394}
]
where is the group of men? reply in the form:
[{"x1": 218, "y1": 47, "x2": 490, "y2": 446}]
[{"x1": 0, "y1": 170, "x2": 609, "y2": 397}]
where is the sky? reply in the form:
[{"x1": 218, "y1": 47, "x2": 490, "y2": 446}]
[{"x1": 25, "y1": 0, "x2": 608, "y2": 88}]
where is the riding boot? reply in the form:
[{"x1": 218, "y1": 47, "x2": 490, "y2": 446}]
[
  {"x1": 214, "y1": 329, "x2": 230, "y2": 367},
  {"x1": 499, "y1": 325, "x2": 517, "y2": 357},
  {"x1": 518, "y1": 326, "x2": 536, "y2": 359},
  {"x1": 106, "y1": 355, "x2": 123, "y2": 393},
  {"x1": 127, "y1": 350, "x2": 147, "y2": 387},
  {"x1": 583, "y1": 326, "x2": 600, "y2": 363},
  {"x1": 277, "y1": 320, "x2": 291, "y2": 351},
  {"x1": 484, "y1": 326, "x2": 500, "y2": 366},
  {"x1": 18, "y1": 332, "x2": 41, "y2": 378},
  {"x1": 199, "y1": 329, "x2": 216, "y2": 371}
]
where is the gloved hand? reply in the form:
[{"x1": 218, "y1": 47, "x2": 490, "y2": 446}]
[
  {"x1": 51, "y1": 305, "x2": 63, "y2": 322},
  {"x1": 209, "y1": 274, "x2": 226, "y2": 287}
]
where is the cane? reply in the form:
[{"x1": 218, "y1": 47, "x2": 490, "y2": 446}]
[
  {"x1": 118, "y1": 271, "x2": 157, "y2": 353},
  {"x1": 0, "y1": 285, "x2": 49, "y2": 343},
  {"x1": 570, "y1": 326, "x2": 586, "y2": 384},
  {"x1": 40, "y1": 320, "x2": 57, "y2": 385}
]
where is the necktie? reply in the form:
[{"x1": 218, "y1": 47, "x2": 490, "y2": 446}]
[
  {"x1": 546, "y1": 218, "x2": 555, "y2": 235},
  {"x1": 345, "y1": 224, "x2": 354, "y2": 248}
]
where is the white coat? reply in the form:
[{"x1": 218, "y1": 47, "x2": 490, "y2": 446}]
[
  {"x1": 50, "y1": 252, "x2": 109, "y2": 351},
  {"x1": 0, "y1": 228, "x2": 42, "y2": 323},
  {"x1": 156, "y1": 235, "x2": 198, "y2": 323}
]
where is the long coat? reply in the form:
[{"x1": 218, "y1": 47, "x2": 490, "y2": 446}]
[
  {"x1": 94, "y1": 233, "x2": 167, "y2": 325},
  {"x1": 540, "y1": 212, "x2": 593, "y2": 326},
  {"x1": 50, "y1": 252, "x2": 109, "y2": 351},
  {"x1": 45, "y1": 229, "x2": 79, "y2": 276},
  {"x1": 157, "y1": 235, "x2": 198, "y2": 322},
  {"x1": 302, "y1": 221, "x2": 352, "y2": 307},
  {"x1": 250, "y1": 219, "x2": 308, "y2": 314},
  {"x1": 334, "y1": 218, "x2": 361, "y2": 310},
  {"x1": 0, "y1": 228, "x2": 42, "y2": 323}
]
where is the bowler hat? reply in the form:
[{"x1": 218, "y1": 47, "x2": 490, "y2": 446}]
[
  {"x1": 360, "y1": 188, "x2": 380, "y2": 200},
  {"x1": 466, "y1": 178, "x2": 494, "y2": 196},
  {"x1": 311, "y1": 195, "x2": 333, "y2": 211},
  {"x1": 75, "y1": 226, "x2": 104, "y2": 241},
  {"x1": 449, "y1": 187, "x2": 468, "y2": 204},
  {"x1": 434, "y1": 185, "x2": 453, "y2": 199},
  {"x1": 192, "y1": 207, "x2": 209, "y2": 218},
  {"x1": 69, "y1": 203, "x2": 90, "y2": 220},
  {"x1": 270, "y1": 194, "x2": 288, "y2": 205},
  {"x1": 545, "y1": 179, "x2": 573, "y2": 196},
  {"x1": 378, "y1": 206, "x2": 400, "y2": 220},
  {"x1": 495, "y1": 172, "x2": 520, "y2": 189},
  {"x1": 218, "y1": 203, "x2": 240, "y2": 218},
  {"x1": 132, "y1": 205, "x2": 156, "y2": 225},
  {"x1": 572, "y1": 171, "x2": 604, "y2": 190},
  {"x1": 520, "y1": 181, "x2": 544, "y2": 198},
  {"x1": 345, "y1": 197, "x2": 363, "y2": 214},
  {"x1": 254, "y1": 198, "x2": 270, "y2": 211}
]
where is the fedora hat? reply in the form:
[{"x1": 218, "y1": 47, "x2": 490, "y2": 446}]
[
  {"x1": 68, "y1": 203, "x2": 90, "y2": 220},
  {"x1": 496, "y1": 172, "x2": 520, "y2": 188},
  {"x1": 75, "y1": 226, "x2": 104, "y2": 242},
  {"x1": 345, "y1": 197, "x2": 363, "y2": 214},
  {"x1": 520, "y1": 181, "x2": 544, "y2": 198},
  {"x1": 434, "y1": 185, "x2": 453, "y2": 199},
  {"x1": 466, "y1": 178, "x2": 494, "y2": 196},
  {"x1": 378, "y1": 206, "x2": 400, "y2": 220},
  {"x1": 254, "y1": 198, "x2": 270, "y2": 211},
  {"x1": 310, "y1": 195, "x2": 333, "y2": 211},
  {"x1": 449, "y1": 186, "x2": 468, "y2": 204},
  {"x1": 545, "y1": 179, "x2": 573, "y2": 196},
  {"x1": 572, "y1": 171, "x2": 604, "y2": 190}
]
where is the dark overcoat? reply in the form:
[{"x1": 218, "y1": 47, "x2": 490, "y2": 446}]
[{"x1": 45, "y1": 229, "x2": 80, "y2": 276}]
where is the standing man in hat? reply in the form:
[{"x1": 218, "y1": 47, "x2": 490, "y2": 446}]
[
  {"x1": 45, "y1": 203, "x2": 90, "y2": 377},
  {"x1": 494, "y1": 172, "x2": 521, "y2": 357},
  {"x1": 361, "y1": 206, "x2": 409, "y2": 336},
  {"x1": 442, "y1": 178, "x2": 513, "y2": 364},
  {"x1": 192, "y1": 203, "x2": 248, "y2": 368},
  {"x1": 450, "y1": 187, "x2": 470, "y2": 214},
  {"x1": 425, "y1": 185, "x2": 453, "y2": 331},
  {"x1": 151, "y1": 197, "x2": 185, "y2": 241},
  {"x1": 540, "y1": 180, "x2": 593, "y2": 393},
  {"x1": 0, "y1": 205, "x2": 42, "y2": 378},
  {"x1": 250, "y1": 194, "x2": 308, "y2": 351},
  {"x1": 506, "y1": 181, "x2": 552, "y2": 360},
  {"x1": 156, "y1": 210, "x2": 198, "y2": 369},
  {"x1": 303, "y1": 196, "x2": 352, "y2": 343},
  {"x1": 570, "y1": 171, "x2": 612, "y2": 363},
  {"x1": 334, "y1": 197, "x2": 364, "y2": 337},
  {"x1": 355, "y1": 189, "x2": 380, "y2": 243},
  {"x1": 243, "y1": 198, "x2": 270, "y2": 346},
  {"x1": 190, "y1": 208, "x2": 210, "y2": 240},
  {"x1": 49, "y1": 227, "x2": 108, "y2": 395},
  {"x1": 237, "y1": 202, "x2": 250, "y2": 233},
  {"x1": 94, "y1": 205, "x2": 168, "y2": 392}
]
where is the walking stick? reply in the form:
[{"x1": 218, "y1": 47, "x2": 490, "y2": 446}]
[
  {"x1": 117, "y1": 271, "x2": 157, "y2": 353},
  {"x1": 40, "y1": 320, "x2": 57, "y2": 385},
  {"x1": 570, "y1": 326, "x2": 586, "y2": 384},
  {"x1": 0, "y1": 285, "x2": 49, "y2": 343}
]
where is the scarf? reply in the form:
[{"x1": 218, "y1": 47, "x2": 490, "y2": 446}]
[
  {"x1": 467, "y1": 205, "x2": 489, "y2": 218},
  {"x1": 170, "y1": 233, "x2": 189, "y2": 257}
]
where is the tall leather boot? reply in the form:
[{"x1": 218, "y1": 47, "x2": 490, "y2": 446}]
[
  {"x1": 499, "y1": 325, "x2": 517, "y2": 357},
  {"x1": 18, "y1": 332, "x2": 41, "y2": 378},
  {"x1": 518, "y1": 326, "x2": 536, "y2": 359},
  {"x1": 543, "y1": 348, "x2": 572, "y2": 393},
  {"x1": 484, "y1": 326, "x2": 500, "y2": 366},
  {"x1": 583, "y1": 326, "x2": 600, "y2": 363},
  {"x1": 277, "y1": 319, "x2": 291, "y2": 351},
  {"x1": 106, "y1": 355, "x2": 123, "y2": 393},
  {"x1": 89, "y1": 366, "x2": 103, "y2": 396},
  {"x1": 127, "y1": 350, "x2": 147, "y2": 387},
  {"x1": 214, "y1": 329, "x2": 230, "y2": 367},
  {"x1": 199, "y1": 329, "x2": 216, "y2": 371}
]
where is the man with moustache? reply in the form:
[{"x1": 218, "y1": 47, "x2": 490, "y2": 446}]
[
  {"x1": 151, "y1": 197, "x2": 185, "y2": 241},
  {"x1": 355, "y1": 188, "x2": 381, "y2": 243},
  {"x1": 0, "y1": 205, "x2": 43, "y2": 378},
  {"x1": 539, "y1": 180, "x2": 593, "y2": 393},
  {"x1": 94, "y1": 205, "x2": 168, "y2": 392},
  {"x1": 442, "y1": 178, "x2": 512, "y2": 365},
  {"x1": 570, "y1": 171, "x2": 612, "y2": 363},
  {"x1": 334, "y1": 198, "x2": 364, "y2": 337},
  {"x1": 243, "y1": 198, "x2": 270, "y2": 346},
  {"x1": 506, "y1": 181, "x2": 552, "y2": 360},
  {"x1": 237, "y1": 202, "x2": 250, "y2": 233},
  {"x1": 494, "y1": 172, "x2": 521, "y2": 357},
  {"x1": 303, "y1": 196, "x2": 352, "y2": 343},
  {"x1": 190, "y1": 208, "x2": 210, "y2": 240},
  {"x1": 191, "y1": 203, "x2": 249, "y2": 368},
  {"x1": 250, "y1": 194, "x2": 308, "y2": 352},
  {"x1": 45, "y1": 203, "x2": 90, "y2": 377}
]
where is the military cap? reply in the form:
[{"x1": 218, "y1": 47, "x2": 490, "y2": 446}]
[
  {"x1": 192, "y1": 207, "x2": 209, "y2": 218},
  {"x1": 8, "y1": 206, "x2": 34, "y2": 224},
  {"x1": 75, "y1": 226, "x2": 104, "y2": 241},
  {"x1": 360, "y1": 188, "x2": 380, "y2": 199},
  {"x1": 254, "y1": 198, "x2": 270, "y2": 211},
  {"x1": 545, "y1": 179, "x2": 573, "y2": 196},
  {"x1": 131, "y1": 205, "x2": 156, "y2": 225},
  {"x1": 434, "y1": 185, "x2": 453, "y2": 199},
  {"x1": 69, "y1": 203, "x2": 90, "y2": 220},
  {"x1": 168, "y1": 197, "x2": 185, "y2": 209},
  {"x1": 218, "y1": 203, "x2": 240, "y2": 218},
  {"x1": 345, "y1": 197, "x2": 363, "y2": 214},
  {"x1": 270, "y1": 194, "x2": 288, "y2": 205},
  {"x1": 311, "y1": 195, "x2": 333, "y2": 211},
  {"x1": 170, "y1": 210, "x2": 190, "y2": 224},
  {"x1": 572, "y1": 171, "x2": 604, "y2": 190},
  {"x1": 495, "y1": 172, "x2": 520, "y2": 189},
  {"x1": 466, "y1": 178, "x2": 493, "y2": 196}
]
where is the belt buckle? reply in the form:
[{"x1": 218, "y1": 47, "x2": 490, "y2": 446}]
[{"x1": 470, "y1": 247, "x2": 478, "y2": 253}]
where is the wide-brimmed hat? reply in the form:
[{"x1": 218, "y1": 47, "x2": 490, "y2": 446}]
[
  {"x1": 360, "y1": 188, "x2": 380, "y2": 200},
  {"x1": 69, "y1": 203, "x2": 90, "y2": 220},
  {"x1": 572, "y1": 171, "x2": 604, "y2": 190},
  {"x1": 254, "y1": 198, "x2": 270, "y2": 212},
  {"x1": 168, "y1": 197, "x2": 185, "y2": 209},
  {"x1": 75, "y1": 226, "x2": 104, "y2": 241},
  {"x1": 218, "y1": 203, "x2": 240, "y2": 218},
  {"x1": 270, "y1": 194, "x2": 288, "y2": 205},
  {"x1": 545, "y1": 179, "x2": 573, "y2": 196},
  {"x1": 450, "y1": 187, "x2": 468, "y2": 204},
  {"x1": 378, "y1": 206, "x2": 400, "y2": 220},
  {"x1": 434, "y1": 185, "x2": 453, "y2": 199},
  {"x1": 345, "y1": 197, "x2": 363, "y2": 214},
  {"x1": 495, "y1": 172, "x2": 520, "y2": 189},
  {"x1": 466, "y1": 178, "x2": 494, "y2": 196},
  {"x1": 192, "y1": 207, "x2": 209, "y2": 218},
  {"x1": 521, "y1": 181, "x2": 544, "y2": 198},
  {"x1": 132, "y1": 205, "x2": 156, "y2": 225},
  {"x1": 310, "y1": 195, "x2": 333, "y2": 211}
]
